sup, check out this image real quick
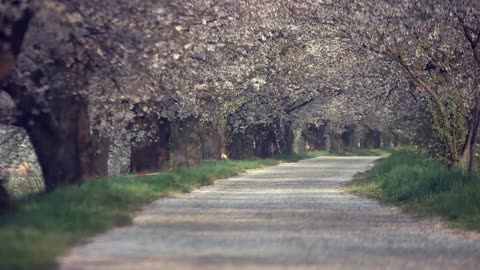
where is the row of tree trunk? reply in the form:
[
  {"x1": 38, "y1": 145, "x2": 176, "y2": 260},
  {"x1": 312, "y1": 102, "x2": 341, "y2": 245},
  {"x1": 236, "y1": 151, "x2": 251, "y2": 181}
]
[
  {"x1": 228, "y1": 121, "x2": 297, "y2": 160},
  {"x1": 302, "y1": 125, "x2": 403, "y2": 153},
  {"x1": 128, "y1": 117, "x2": 227, "y2": 173},
  {"x1": 0, "y1": 101, "x2": 406, "y2": 210}
]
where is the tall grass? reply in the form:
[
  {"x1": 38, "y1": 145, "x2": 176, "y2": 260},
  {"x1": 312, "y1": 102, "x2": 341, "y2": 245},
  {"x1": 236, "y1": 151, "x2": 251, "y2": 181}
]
[{"x1": 347, "y1": 150, "x2": 480, "y2": 231}]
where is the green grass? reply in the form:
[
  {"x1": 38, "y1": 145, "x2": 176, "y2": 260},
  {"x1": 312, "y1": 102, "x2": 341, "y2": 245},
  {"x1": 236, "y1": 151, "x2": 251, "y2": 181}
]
[
  {"x1": 346, "y1": 149, "x2": 480, "y2": 231},
  {"x1": 273, "y1": 150, "x2": 330, "y2": 160},
  {"x1": 273, "y1": 148, "x2": 393, "y2": 160},
  {"x1": 336, "y1": 148, "x2": 396, "y2": 156}
]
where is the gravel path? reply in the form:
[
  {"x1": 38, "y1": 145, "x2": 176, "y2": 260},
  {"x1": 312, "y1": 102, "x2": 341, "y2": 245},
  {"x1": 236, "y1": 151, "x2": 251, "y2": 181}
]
[{"x1": 59, "y1": 157, "x2": 480, "y2": 270}]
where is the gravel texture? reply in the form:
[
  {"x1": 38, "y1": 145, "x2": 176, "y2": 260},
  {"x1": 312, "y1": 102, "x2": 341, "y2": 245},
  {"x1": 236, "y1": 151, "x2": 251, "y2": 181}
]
[{"x1": 59, "y1": 157, "x2": 480, "y2": 270}]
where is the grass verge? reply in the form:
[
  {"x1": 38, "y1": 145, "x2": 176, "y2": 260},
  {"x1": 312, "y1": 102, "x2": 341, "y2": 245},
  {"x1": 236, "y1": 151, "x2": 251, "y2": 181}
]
[
  {"x1": 345, "y1": 149, "x2": 480, "y2": 232},
  {"x1": 336, "y1": 148, "x2": 395, "y2": 156},
  {"x1": 274, "y1": 148, "x2": 394, "y2": 159}
]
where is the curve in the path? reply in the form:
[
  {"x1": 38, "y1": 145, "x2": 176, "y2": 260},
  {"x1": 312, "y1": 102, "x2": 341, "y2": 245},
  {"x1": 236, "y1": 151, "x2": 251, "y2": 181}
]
[{"x1": 59, "y1": 157, "x2": 480, "y2": 270}]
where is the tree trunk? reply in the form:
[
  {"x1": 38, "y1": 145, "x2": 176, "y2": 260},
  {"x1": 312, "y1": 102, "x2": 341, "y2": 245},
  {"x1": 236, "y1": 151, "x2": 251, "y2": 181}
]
[
  {"x1": 292, "y1": 129, "x2": 306, "y2": 153},
  {"x1": 341, "y1": 127, "x2": 359, "y2": 150},
  {"x1": 456, "y1": 107, "x2": 480, "y2": 175},
  {"x1": 393, "y1": 132, "x2": 404, "y2": 147},
  {"x1": 341, "y1": 130, "x2": 350, "y2": 150},
  {"x1": 171, "y1": 117, "x2": 201, "y2": 168},
  {"x1": 274, "y1": 120, "x2": 294, "y2": 155},
  {"x1": 469, "y1": 133, "x2": 479, "y2": 176},
  {"x1": 302, "y1": 125, "x2": 328, "y2": 150},
  {"x1": 444, "y1": 102, "x2": 480, "y2": 175},
  {"x1": 330, "y1": 132, "x2": 343, "y2": 154},
  {"x1": 23, "y1": 98, "x2": 96, "y2": 192},
  {"x1": 456, "y1": 148, "x2": 470, "y2": 174},
  {"x1": 0, "y1": 7, "x2": 32, "y2": 82},
  {"x1": 467, "y1": 107, "x2": 480, "y2": 175},
  {"x1": 453, "y1": 135, "x2": 475, "y2": 175},
  {"x1": 92, "y1": 130, "x2": 110, "y2": 177},
  {"x1": 382, "y1": 132, "x2": 394, "y2": 148},
  {"x1": 372, "y1": 131, "x2": 381, "y2": 148},
  {"x1": 228, "y1": 127, "x2": 256, "y2": 160},
  {"x1": 199, "y1": 121, "x2": 226, "y2": 160},
  {"x1": 0, "y1": 179, "x2": 10, "y2": 209},
  {"x1": 362, "y1": 129, "x2": 381, "y2": 149},
  {"x1": 255, "y1": 125, "x2": 275, "y2": 158},
  {"x1": 130, "y1": 119, "x2": 170, "y2": 173}
]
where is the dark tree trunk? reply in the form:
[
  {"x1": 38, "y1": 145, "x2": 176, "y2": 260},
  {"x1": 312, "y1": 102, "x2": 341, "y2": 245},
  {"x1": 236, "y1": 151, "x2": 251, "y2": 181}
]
[
  {"x1": 228, "y1": 127, "x2": 256, "y2": 160},
  {"x1": 22, "y1": 97, "x2": 97, "y2": 192},
  {"x1": 341, "y1": 127, "x2": 358, "y2": 150},
  {"x1": 0, "y1": 6, "x2": 32, "y2": 82},
  {"x1": 0, "y1": 179, "x2": 10, "y2": 209},
  {"x1": 284, "y1": 124, "x2": 295, "y2": 154},
  {"x1": 393, "y1": 132, "x2": 402, "y2": 147},
  {"x1": 199, "y1": 121, "x2": 226, "y2": 160},
  {"x1": 362, "y1": 129, "x2": 381, "y2": 149},
  {"x1": 130, "y1": 119, "x2": 170, "y2": 173},
  {"x1": 171, "y1": 117, "x2": 201, "y2": 168},
  {"x1": 92, "y1": 130, "x2": 110, "y2": 177},
  {"x1": 274, "y1": 121, "x2": 294, "y2": 155},
  {"x1": 468, "y1": 124, "x2": 480, "y2": 176},
  {"x1": 341, "y1": 131, "x2": 350, "y2": 149},
  {"x1": 255, "y1": 125, "x2": 275, "y2": 158},
  {"x1": 467, "y1": 107, "x2": 480, "y2": 175},
  {"x1": 382, "y1": 132, "x2": 394, "y2": 148},
  {"x1": 302, "y1": 124, "x2": 328, "y2": 150},
  {"x1": 330, "y1": 132, "x2": 344, "y2": 153}
]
